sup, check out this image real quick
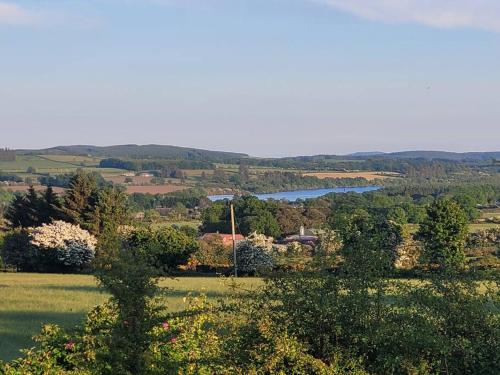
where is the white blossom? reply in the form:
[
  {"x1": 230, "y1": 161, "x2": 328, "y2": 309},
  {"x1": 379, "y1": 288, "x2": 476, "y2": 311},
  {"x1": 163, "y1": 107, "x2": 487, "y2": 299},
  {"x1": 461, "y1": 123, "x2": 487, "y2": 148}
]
[{"x1": 29, "y1": 221, "x2": 97, "y2": 268}]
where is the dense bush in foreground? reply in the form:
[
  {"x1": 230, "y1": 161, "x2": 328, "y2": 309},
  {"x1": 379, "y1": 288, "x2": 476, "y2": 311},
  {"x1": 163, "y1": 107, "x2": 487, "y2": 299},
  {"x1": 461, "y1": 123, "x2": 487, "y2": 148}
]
[{"x1": 2, "y1": 208, "x2": 498, "y2": 374}]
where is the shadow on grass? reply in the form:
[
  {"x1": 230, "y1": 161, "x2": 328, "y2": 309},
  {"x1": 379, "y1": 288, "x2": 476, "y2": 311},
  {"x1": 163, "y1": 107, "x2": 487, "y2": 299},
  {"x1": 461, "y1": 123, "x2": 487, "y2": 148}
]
[
  {"x1": 35, "y1": 285, "x2": 103, "y2": 293},
  {"x1": 0, "y1": 310, "x2": 86, "y2": 362},
  {"x1": 160, "y1": 289, "x2": 231, "y2": 299}
]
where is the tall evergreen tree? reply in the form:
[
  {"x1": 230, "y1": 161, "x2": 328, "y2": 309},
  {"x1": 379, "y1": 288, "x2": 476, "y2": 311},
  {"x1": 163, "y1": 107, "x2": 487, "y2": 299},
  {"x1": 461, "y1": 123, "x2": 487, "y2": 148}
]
[
  {"x1": 61, "y1": 171, "x2": 98, "y2": 226},
  {"x1": 39, "y1": 186, "x2": 63, "y2": 224},
  {"x1": 5, "y1": 186, "x2": 41, "y2": 228}
]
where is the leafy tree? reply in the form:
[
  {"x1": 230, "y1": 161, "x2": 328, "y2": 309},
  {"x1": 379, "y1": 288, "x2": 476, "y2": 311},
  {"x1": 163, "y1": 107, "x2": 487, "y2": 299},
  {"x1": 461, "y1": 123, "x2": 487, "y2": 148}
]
[
  {"x1": 234, "y1": 196, "x2": 281, "y2": 238},
  {"x1": 275, "y1": 205, "x2": 305, "y2": 235},
  {"x1": 418, "y1": 198, "x2": 468, "y2": 271},
  {"x1": 126, "y1": 226, "x2": 198, "y2": 272},
  {"x1": 452, "y1": 193, "x2": 480, "y2": 221},
  {"x1": 95, "y1": 241, "x2": 161, "y2": 375},
  {"x1": 200, "y1": 201, "x2": 231, "y2": 233}
]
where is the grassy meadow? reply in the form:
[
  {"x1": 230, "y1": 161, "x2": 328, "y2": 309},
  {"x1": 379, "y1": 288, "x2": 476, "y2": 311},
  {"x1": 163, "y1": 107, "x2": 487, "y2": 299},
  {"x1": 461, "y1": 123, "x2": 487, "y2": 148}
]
[{"x1": 0, "y1": 273, "x2": 262, "y2": 361}]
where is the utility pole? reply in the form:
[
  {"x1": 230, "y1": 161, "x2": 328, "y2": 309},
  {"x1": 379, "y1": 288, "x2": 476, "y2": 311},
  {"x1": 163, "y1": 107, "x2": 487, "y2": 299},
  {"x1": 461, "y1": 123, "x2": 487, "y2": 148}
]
[{"x1": 230, "y1": 202, "x2": 238, "y2": 277}]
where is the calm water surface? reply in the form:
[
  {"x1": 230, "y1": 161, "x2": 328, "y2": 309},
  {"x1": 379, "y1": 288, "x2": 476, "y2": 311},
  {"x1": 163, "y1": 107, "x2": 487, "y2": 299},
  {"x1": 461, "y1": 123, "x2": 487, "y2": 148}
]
[{"x1": 208, "y1": 186, "x2": 380, "y2": 202}]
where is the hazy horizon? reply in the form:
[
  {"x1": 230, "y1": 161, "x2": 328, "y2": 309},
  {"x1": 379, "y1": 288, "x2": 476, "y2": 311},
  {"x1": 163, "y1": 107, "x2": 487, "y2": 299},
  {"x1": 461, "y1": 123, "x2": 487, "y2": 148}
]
[
  {"x1": 1, "y1": 0, "x2": 499, "y2": 157},
  {"x1": 6, "y1": 142, "x2": 500, "y2": 159}
]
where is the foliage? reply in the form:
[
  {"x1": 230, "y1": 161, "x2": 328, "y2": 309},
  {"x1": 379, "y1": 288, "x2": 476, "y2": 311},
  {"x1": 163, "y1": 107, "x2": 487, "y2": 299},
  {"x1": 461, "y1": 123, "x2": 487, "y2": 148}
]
[
  {"x1": 94, "y1": 241, "x2": 161, "y2": 375},
  {"x1": 418, "y1": 198, "x2": 469, "y2": 271},
  {"x1": 61, "y1": 171, "x2": 99, "y2": 226},
  {"x1": 125, "y1": 226, "x2": 199, "y2": 272},
  {"x1": 1, "y1": 221, "x2": 96, "y2": 272},
  {"x1": 1, "y1": 228, "x2": 36, "y2": 271},
  {"x1": 189, "y1": 233, "x2": 233, "y2": 270},
  {"x1": 0, "y1": 171, "x2": 23, "y2": 183},
  {"x1": 30, "y1": 220, "x2": 97, "y2": 270},
  {"x1": 201, "y1": 196, "x2": 281, "y2": 238},
  {"x1": 236, "y1": 233, "x2": 275, "y2": 275},
  {"x1": 128, "y1": 188, "x2": 209, "y2": 211},
  {"x1": 5, "y1": 186, "x2": 41, "y2": 228}
]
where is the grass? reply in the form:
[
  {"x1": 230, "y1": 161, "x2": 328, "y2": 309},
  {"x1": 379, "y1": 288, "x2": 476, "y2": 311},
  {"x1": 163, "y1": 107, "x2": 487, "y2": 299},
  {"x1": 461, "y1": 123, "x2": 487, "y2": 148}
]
[{"x1": 0, "y1": 273, "x2": 262, "y2": 361}]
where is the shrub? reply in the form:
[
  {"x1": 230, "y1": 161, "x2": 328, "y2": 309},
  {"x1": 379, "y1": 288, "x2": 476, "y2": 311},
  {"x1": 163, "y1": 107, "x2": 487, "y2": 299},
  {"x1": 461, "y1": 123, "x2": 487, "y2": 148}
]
[
  {"x1": 30, "y1": 221, "x2": 97, "y2": 271},
  {"x1": 125, "y1": 226, "x2": 198, "y2": 272},
  {"x1": 236, "y1": 232, "x2": 274, "y2": 275},
  {"x1": 189, "y1": 234, "x2": 233, "y2": 271},
  {"x1": 1, "y1": 228, "x2": 38, "y2": 271},
  {"x1": 418, "y1": 198, "x2": 468, "y2": 271}
]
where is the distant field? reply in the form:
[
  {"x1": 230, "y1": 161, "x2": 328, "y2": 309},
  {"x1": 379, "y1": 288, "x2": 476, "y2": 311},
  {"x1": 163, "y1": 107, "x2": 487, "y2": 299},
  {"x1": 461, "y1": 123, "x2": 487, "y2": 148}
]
[
  {"x1": 0, "y1": 155, "x2": 77, "y2": 172},
  {"x1": 0, "y1": 273, "x2": 261, "y2": 361},
  {"x1": 0, "y1": 155, "x2": 124, "y2": 175},
  {"x1": 2, "y1": 185, "x2": 66, "y2": 194},
  {"x1": 303, "y1": 171, "x2": 399, "y2": 180},
  {"x1": 1, "y1": 182, "x2": 187, "y2": 195},
  {"x1": 104, "y1": 175, "x2": 154, "y2": 185},
  {"x1": 469, "y1": 223, "x2": 500, "y2": 232},
  {"x1": 182, "y1": 169, "x2": 214, "y2": 177},
  {"x1": 39, "y1": 155, "x2": 102, "y2": 167}
]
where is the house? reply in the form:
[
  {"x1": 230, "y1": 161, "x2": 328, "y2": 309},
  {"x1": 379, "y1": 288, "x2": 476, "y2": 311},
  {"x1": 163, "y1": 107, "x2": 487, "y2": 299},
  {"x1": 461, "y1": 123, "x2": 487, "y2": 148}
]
[
  {"x1": 282, "y1": 226, "x2": 319, "y2": 245},
  {"x1": 282, "y1": 235, "x2": 318, "y2": 246},
  {"x1": 200, "y1": 233, "x2": 245, "y2": 247}
]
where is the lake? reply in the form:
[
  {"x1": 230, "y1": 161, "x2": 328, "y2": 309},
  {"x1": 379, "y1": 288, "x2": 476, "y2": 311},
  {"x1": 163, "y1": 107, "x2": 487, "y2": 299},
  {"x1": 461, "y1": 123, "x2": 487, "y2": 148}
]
[{"x1": 208, "y1": 186, "x2": 380, "y2": 202}]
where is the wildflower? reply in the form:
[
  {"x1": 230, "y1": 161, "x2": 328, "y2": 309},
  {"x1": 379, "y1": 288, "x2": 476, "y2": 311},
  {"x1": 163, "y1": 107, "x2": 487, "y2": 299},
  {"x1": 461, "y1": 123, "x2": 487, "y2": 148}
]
[
  {"x1": 162, "y1": 321, "x2": 170, "y2": 330},
  {"x1": 64, "y1": 341, "x2": 75, "y2": 351},
  {"x1": 169, "y1": 337, "x2": 178, "y2": 344}
]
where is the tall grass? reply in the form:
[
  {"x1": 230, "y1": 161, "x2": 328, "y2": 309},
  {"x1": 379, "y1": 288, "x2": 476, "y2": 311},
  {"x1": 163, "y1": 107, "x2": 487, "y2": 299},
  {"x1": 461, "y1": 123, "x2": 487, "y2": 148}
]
[{"x1": 0, "y1": 273, "x2": 261, "y2": 361}]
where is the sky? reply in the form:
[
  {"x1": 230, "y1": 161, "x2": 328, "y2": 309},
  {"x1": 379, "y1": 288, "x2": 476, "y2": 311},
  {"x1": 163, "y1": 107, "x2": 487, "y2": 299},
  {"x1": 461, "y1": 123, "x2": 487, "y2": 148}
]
[{"x1": 1, "y1": 0, "x2": 499, "y2": 157}]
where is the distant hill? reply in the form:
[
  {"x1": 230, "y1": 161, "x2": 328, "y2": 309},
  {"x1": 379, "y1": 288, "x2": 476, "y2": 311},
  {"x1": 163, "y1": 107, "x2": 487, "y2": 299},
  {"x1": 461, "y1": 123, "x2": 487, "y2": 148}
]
[
  {"x1": 14, "y1": 144, "x2": 500, "y2": 163},
  {"x1": 17, "y1": 144, "x2": 248, "y2": 162},
  {"x1": 348, "y1": 151, "x2": 385, "y2": 157},
  {"x1": 374, "y1": 151, "x2": 500, "y2": 161}
]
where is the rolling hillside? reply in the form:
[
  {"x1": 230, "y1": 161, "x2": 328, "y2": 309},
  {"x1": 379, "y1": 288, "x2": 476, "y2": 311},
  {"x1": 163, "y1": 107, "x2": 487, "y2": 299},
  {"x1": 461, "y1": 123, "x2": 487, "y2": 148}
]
[{"x1": 16, "y1": 144, "x2": 248, "y2": 162}]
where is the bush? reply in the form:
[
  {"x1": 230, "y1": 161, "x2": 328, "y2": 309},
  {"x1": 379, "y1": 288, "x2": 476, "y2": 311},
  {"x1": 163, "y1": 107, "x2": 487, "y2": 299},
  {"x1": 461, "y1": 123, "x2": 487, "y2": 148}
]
[
  {"x1": 236, "y1": 232, "x2": 274, "y2": 275},
  {"x1": 188, "y1": 234, "x2": 233, "y2": 271},
  {"x1": 1, "y1": 228, "x2": 38, "y2": 271},
  {"x1": 30, "y1": 221, "x2": 97, "y2": 271},
  {"x1": 125, "y1": 226, "x2": 198, "y2": 272}
]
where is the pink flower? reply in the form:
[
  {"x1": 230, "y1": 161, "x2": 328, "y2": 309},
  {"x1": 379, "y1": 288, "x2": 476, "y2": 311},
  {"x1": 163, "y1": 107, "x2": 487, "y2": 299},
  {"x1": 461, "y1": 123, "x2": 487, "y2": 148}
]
[
  {"x1": 64, "y1": 341, "x2": 75, "y2": 351},
  {"x1": 169, "y1": 337, "x2": 177, "y2": 344},
  {"x1": 162, "y1": 321, "x2": 170, "y2": 330}
]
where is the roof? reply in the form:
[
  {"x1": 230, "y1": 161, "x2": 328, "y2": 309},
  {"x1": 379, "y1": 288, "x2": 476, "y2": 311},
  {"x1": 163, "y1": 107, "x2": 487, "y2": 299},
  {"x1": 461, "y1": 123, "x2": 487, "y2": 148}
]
[
  {"x1": 201, "y1": 233, "x2": 244, "y2": 240},
  {"x1": 201, "y1": 233, "x2": 245, "y2": 246}
]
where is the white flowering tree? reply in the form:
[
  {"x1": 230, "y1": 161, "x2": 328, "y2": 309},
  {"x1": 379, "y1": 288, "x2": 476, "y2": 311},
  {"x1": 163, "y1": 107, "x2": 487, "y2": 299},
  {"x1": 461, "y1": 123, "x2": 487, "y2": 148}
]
[
  {"x1": 30, "y1": 221, "x2": 97, "y2": 270},
  {"x1": 236, "y1": 232, "x2": 274, "y2": 275}
]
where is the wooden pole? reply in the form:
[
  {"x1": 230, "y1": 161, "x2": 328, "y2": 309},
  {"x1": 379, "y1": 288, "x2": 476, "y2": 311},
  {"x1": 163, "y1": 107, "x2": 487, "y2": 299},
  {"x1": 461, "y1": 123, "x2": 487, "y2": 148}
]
[{"x1": 230, "y1": 203, "x2": 238, "y2": 277}]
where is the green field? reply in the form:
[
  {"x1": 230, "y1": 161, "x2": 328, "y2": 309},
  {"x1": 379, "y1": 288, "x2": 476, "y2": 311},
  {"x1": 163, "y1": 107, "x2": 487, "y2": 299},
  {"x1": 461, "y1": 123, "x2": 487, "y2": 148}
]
[
  {"x1": 0, "y1": 273, "x2": 262, "y2": 361},
  {"x1": 0, "y1": 155, "x2": 125, "y2": 175}
]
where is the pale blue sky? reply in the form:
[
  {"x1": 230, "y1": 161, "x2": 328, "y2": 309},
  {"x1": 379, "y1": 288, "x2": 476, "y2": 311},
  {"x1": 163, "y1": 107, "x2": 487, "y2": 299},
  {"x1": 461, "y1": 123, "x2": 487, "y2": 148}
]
[{"x1": 1, "y1": 0, "x2": 499, "y2": 157}]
